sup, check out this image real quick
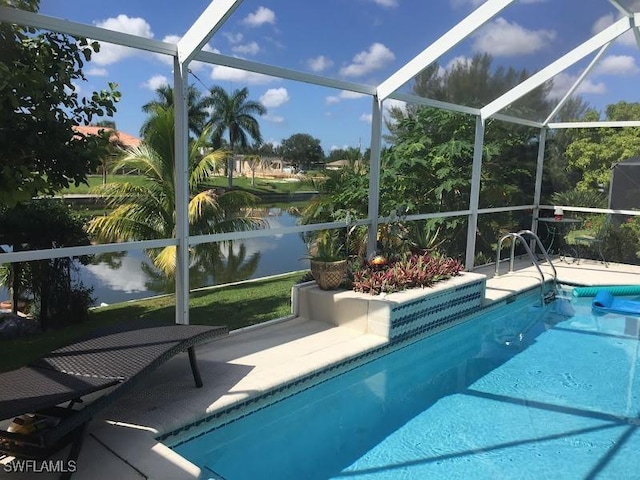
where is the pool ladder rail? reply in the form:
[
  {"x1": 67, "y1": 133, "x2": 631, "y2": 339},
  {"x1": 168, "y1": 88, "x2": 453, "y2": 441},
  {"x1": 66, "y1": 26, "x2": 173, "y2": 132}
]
[{"x1": 495, "y1": 230, "x2": 558, "y2": 305}]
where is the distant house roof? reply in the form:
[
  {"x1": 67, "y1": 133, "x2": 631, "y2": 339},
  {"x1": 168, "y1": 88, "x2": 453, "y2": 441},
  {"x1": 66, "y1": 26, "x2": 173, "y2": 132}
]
[
  {"x1": 325, "y1": 159, "x2": 351, "y2": 169},
  {"x1": 73, "y1": 125, "x2": 141, "y2": 148}
]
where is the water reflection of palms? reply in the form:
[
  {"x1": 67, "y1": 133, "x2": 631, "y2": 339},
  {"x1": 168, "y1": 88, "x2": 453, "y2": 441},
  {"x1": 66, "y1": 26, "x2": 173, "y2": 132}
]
[{"x1": 142, "y1": 243, "x2": 260, "y2": 294}]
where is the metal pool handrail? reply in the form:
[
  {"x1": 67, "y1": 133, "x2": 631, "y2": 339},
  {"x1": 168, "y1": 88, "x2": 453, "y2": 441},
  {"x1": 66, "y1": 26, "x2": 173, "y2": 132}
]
[{"x1": 495, "y1": 229, "x2": 557, "y2": 305}]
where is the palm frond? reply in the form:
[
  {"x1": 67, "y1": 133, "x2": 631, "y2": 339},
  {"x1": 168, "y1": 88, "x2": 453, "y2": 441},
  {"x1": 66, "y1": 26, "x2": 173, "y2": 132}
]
[{"x1": 151, "y1": 246, "x2": 178, "y2": 277}]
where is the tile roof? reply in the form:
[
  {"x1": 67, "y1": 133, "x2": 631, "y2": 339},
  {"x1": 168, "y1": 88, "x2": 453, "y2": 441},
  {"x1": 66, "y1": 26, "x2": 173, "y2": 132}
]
[{"x1": 73, "y1": 125, "x2": 141, "y2": 148}]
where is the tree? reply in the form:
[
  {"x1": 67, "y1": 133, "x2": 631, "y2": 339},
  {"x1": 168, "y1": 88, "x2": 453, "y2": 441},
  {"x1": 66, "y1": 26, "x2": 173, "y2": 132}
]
[
  {"x1": 327, "y1": 146, "x2": 361, "y2": 163},
  {"x1": 0, "y1": 199, "x2": 94, "y2": 329},
  {"x1": 385, "y1": 53, "x2": 551, "y2": 142},
  {"x1": 87, "y1": 106, "x2": 264, "y2": 276},
  {"x1": 207, "y1": 86, "x2": 266, "y2": 188},
  {"x1": 281, "y1": 133, "x2": 325, "y2": 171},
  {"x1": 564, "y1": 101, "x2": 640, "y2": 192},
  {"x1": 0, "y1": 0, "x2": 120, "y2": 207},
  {"x1": 245, "y1": 155, "x2": 262, "y2": 185},
  {"x1": 307, "y1": 55, "x2": 556, "y2": 261},
  {"x1": 141, "y1": 84, "x2": 210, "y2": 138}
]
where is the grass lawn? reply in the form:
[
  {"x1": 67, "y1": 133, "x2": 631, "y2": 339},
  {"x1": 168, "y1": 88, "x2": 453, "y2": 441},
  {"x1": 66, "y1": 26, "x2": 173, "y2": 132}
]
[
  {"x1": 0, "y1": 272, "x2": 304, "y2": 372},
  {"x1": 62, "y1": 174, "x2": 310, "y2": 196}
]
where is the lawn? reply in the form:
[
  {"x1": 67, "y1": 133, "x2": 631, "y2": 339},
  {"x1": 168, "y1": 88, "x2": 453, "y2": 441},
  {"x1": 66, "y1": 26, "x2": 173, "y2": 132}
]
[
  {"x1": 62, "y1": 174, "x2": 310, "y2": 196},
  {"x1": 0, "y1": 272, "x2": 304, "y2": 372}
]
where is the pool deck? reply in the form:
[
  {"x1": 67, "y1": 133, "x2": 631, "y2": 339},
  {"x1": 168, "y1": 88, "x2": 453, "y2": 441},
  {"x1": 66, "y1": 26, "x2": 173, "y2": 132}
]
[{"x1": 2, "y1": 258, "x2": 640, "y2": 479}]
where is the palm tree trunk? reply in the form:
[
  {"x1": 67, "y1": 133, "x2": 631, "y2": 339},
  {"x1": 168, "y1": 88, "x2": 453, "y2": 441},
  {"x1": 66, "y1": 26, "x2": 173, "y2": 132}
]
[
  {"x1": 227, "y1": 156, "x2": 234, "y2": 189},
  {"x1": 11, "y1": 263, "x2": 20, "y2": 315}
]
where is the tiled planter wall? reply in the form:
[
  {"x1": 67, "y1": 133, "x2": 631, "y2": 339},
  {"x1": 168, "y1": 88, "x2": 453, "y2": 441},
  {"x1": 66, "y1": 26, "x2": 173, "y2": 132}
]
[{"x1": 294, "y1": 272, "x2": 486, "y2": 342}]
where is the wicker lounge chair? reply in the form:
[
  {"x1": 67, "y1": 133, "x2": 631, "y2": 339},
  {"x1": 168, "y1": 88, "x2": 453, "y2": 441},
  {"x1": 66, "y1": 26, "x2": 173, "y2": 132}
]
[{"x1": 0, "y1": 323, "x2": 227, "y2": 478}]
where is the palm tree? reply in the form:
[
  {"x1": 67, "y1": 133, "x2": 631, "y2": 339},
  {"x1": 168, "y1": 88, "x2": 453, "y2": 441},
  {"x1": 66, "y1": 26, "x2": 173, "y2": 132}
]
[
  {"x1": 142, "y1": 85, "x2": 210, "y2": 138},
  {"x1": 88, "y1": 105, "x2": 264, "y2": 276},
  {"x1": 206, "y1": 86, "x2": 266, "y2": 188}
]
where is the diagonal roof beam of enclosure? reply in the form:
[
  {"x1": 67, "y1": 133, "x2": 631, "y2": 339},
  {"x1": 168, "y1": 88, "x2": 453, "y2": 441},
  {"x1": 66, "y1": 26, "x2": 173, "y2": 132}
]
[
  {"x1": 608, "y1": 0, "x2": 632, "y2": 16},
  {"x1": 376, "y1": 0, "x2": 515, "y2": 101},
  {"x1": 177, "y1": 0, "x2": 243, "y2": 65},
  {"x1": 481, "y1": 16, "x2": 632, "y2": 121},
  {"x1": 543, "y1": 43, "x2": 612, "y2": 125},
  {"x1": 608, "y1": 1, "x2": 640, "y2": 51}
]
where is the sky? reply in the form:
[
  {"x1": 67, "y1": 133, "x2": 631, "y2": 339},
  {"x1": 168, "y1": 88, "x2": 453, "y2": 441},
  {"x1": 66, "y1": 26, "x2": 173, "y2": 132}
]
[{"x1": 34, "y1": 0, "x2": 640, "y2": 153}]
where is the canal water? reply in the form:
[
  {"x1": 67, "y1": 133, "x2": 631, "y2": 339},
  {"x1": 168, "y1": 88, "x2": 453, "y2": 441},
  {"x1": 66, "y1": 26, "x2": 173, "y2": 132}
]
[{"x1": 1, "y1": 209, "x2": 310, "y2": 306}]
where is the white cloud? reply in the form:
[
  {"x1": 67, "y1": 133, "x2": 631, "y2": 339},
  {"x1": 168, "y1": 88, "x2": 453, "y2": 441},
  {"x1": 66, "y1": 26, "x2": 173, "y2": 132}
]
[
  {"x1": 445, "y1": 55, "x2": 473, "y2": 71},
  {"x1": 143, "y1": 74, "x2": 169, "y2": 91},
  {"x1": 340, "y1": 91, "x2": 367, "y2": 100},
  {"x1": 264, "y1": 114, "x2": 284, "y2": 124},
  {"x1": 360, "y1": 113, "x2": 373, "y2": 123},
  {"x1": 339, "y1": 43, "x2": 395, "y2": 77},
  {"x1": 85, "y1": 256, "x2": 149, "y2": 294},
  {"x1": 472, "y1": 18, "x2": 556, "y2": 57},
  {"x1": 163, "y1": 34, "x2": 181, "y2": 44},
  {"x1": 548, "y1": 72, "x2": 607, "y2": 99},
  {"x1": 265, "y1": 139, "x2": 281, "y2": 148},
  {"x1": 325, "y1": 90, "x2": 367, "y2": 104},
  {"x1": 85, "y1": 67, "x2": 108, "y2": 76},
  {"x1": 224, "y1": 32, "x2": 244, "y2": 44},
  {"x1": 592, "y1": 12, "x2": 637, "y2": 47},
  {"x1": 242, "y1": 6, "x2": 276, "y2": 27},
  {"x1": 260, "y1": 87, "x2": 289, "y2": 108},
  {"x1": 330, "y1": 144, "x2": 350, "y2": 151},
  {"x1": 371, "y1": 0, "x2": 398, "y2": 7},
  {"x1": 593, "y1": 55, "x2": 639, "y2": 76},
  {"x1": 307, "y1": 55, "x2": 334, "y2": 73},
  {"x1": 65, "y1": 82, "x2": 82, "y2": 96},
  {"x1": 232, "y1": 41, "x2": 260, "y2": 56},
  {"x1": 209, "y1": 64, "x2": 273, "y2": 84},
  {"x1": 92, "y1": 15, "x2": 154, "y2": 65}
]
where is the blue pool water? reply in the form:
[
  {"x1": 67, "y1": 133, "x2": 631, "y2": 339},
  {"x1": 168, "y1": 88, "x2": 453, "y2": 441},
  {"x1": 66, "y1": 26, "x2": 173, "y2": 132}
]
[{"x1": 172, "y1": 290, "x2": 640, "y2": 479}]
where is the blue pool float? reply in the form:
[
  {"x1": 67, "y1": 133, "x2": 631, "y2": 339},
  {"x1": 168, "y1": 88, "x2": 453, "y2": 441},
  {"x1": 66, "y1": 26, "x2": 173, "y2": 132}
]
[{"x1": 592, "y1": 290, "x2": 640, "y2": 315}]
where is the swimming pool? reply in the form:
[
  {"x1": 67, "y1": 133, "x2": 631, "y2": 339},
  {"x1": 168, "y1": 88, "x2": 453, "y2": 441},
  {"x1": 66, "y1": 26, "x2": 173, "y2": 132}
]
[{"x1": 171, "y1": 289, "x2": 640, "y2": 479}]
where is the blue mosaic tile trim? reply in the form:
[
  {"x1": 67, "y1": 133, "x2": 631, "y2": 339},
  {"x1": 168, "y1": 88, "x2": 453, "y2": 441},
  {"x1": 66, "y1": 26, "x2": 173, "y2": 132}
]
[
  {"x1": 160, "y1": 279, "x2": 489, "y2": 448},
  {"x1": 390, "y1": 281, "x2": 484, "y2": 340}
]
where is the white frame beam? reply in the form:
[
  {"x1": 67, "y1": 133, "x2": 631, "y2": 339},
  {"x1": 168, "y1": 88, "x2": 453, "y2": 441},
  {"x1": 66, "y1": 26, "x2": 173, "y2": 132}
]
[
  {"x1": 0, "y1": 7, "x2": 176, "y2": 56},
  {"x1": 177, "y1": 0, "x2": 243, "y2": 65},
  {"x1": 388, "y1": 92, "x2": 480, "y2": 116},
  {"x1": 173, "y1": 59, "x2": 190, "y2": 325},
  {"x1": 367, "y1": 97, "x2": 383, "y2": 258},
  {"x1": 482, "y1": 16, "x2": 631, "y2": 120},
  {"x1": 543, "y1": 43, "x2": 612, "y2": 125},
  {"x1": 194, "y1": 50, "x2": 376, "y2": 95},
  {"x1": 377, "y1": 0, "x2": 515, "y2": 101},
  {"x1": 465, "y1": 116, "x2": 485, "y2": 270},
  {"x1": 531, "y1": 128, "x2": 547, "y2": 233},
  {"x1": 608, "y1": 0, "x2": 631, "y2": 16},
  {"x1": 548, "y1": 120, "x2": 640, "y2": 129}
]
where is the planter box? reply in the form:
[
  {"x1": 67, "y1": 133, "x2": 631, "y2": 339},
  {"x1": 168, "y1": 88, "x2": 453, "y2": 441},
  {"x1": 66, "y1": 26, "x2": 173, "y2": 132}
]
[{"x1": 294, "y1": 272, "x2": 486, "y2": 342}]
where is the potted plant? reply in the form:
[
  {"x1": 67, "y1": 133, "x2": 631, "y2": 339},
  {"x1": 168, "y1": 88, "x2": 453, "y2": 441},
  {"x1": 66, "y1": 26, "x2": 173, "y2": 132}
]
[{"x1": 305, "y1": 229, "x2": 348, "y2": 290}]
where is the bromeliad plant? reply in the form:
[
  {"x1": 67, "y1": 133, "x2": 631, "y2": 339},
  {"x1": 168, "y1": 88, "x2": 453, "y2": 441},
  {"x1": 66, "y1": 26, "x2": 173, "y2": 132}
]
[{"x1": 350, "y1": 252, "x2": 463, "y2": 296}]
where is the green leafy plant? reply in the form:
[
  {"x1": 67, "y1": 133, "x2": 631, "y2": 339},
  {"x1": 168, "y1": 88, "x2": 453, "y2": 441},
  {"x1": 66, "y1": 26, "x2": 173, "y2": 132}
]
[
  {"x1": 351, "y1": 252, "x2": 463, "y2": 295},
  {"x1": 305, "y1": 229, "x2": 346, "y2": 262}
]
